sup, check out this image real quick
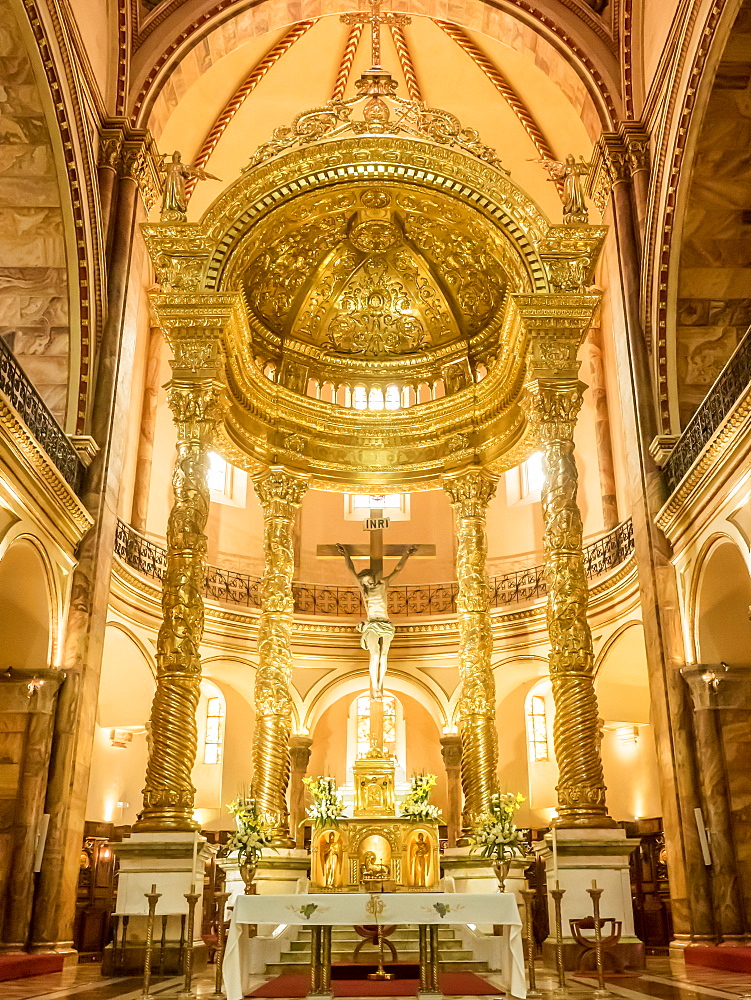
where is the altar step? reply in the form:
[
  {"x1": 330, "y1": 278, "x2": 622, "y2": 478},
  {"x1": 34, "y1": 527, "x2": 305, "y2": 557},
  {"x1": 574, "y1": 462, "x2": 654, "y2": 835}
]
[{"x1": 266, "y1": 925, "x2": 489, "y2": 976}]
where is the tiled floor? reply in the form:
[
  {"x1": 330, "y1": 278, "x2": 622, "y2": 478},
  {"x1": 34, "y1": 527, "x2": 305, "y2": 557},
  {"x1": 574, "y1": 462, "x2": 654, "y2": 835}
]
[{"x1": 4, "y1": 958, "x2": 751, "y2": 1000}]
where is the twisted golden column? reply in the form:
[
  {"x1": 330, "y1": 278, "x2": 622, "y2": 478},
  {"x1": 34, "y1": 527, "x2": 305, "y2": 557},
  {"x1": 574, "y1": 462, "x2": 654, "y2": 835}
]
[
  {"x1": 443, "y1": 469, "x2": 498, "y2": 834},
  {"x1": 252, "y1": 468, "x2": 308, "y2": 844},
  {"x1": 523, "y1": 379, "x2": 615, "y2": 829},
  {"x1": 135, "y1": 377, "x2": 222, "y2": 831}
]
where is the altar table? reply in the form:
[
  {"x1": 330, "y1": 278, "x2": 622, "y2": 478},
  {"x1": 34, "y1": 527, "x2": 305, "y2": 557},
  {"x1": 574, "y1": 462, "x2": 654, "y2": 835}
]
[{"x1": 223, "y1": 892, "x2": 527, "y2": 1000}]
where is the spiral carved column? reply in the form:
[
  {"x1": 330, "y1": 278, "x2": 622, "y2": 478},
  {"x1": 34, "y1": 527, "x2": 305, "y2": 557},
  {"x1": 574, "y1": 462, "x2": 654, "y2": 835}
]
[
  {"x1": 252, "y1": 468, "x2": 308, "y2": 844},
  {"x1": 443, "y1": 469, "x2": 498, "y2": 835},
  {"x1": 135, "y1": 357, "x2": 223, "y2": 831},
  {"x1": 523, "y1": 377, "x2": 615, "y2": 829}
]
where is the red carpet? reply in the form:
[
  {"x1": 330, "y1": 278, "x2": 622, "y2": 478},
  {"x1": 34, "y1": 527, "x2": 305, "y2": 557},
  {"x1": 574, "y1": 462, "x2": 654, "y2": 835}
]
[
  {"x1": 0, "y1": 952, "x2": 65, "y2": 981},
  {"x1": 686, "y1": 945, "x2": 751, "y2": 974},
  {"x1": 251, "y1": 971, "x2": 500, "y2": 996}
]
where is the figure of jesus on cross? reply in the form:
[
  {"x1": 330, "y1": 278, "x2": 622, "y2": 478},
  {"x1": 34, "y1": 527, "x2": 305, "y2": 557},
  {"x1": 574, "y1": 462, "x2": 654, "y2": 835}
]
[{"x1": 336, "y1": 540, "x2": 417, "y2": 699}]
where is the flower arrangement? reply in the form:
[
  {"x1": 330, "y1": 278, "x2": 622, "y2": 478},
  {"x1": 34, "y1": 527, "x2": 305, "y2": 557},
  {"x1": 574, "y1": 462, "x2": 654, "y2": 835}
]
[
  {"x1": 400, "y1": 773, "x2": 443, "y2": 824},
  {"x1": 223, "y1": 793, "x2": 275, "y2": 864},
  {"x1": 471, "y1": 792, "x2": 526, "y2": 861},
  {"x1": 303, "y1": 775, "x2": 346, "y2": 829}
]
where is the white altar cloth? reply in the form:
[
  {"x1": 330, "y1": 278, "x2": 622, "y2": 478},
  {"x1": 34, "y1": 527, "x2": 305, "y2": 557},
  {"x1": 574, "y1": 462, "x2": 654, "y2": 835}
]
[{"x1": 223, "y1": 892, "x2": 527, "y2": 999}]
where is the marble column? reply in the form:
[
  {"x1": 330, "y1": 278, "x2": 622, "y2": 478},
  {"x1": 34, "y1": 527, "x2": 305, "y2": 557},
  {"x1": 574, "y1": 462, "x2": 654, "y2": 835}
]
[
  {"x1": 135, "y1": 343, "x2": 224, "y2": 831},
  {"x1": 524, "y1": 374, "x2": 614, "y2": 829},
  {"x1": 443, "y1": 469, "x2": 498, "y2": 835},
  {"x1": 289, "y1": 734, "x2": 313, "y2": 849},
  {"x1": 0, "y1": 669, "x2": 63, "y2": 951},
  {"x1": 585, "y1": 324, "x2": 619, "y2": 530},
  {"x1": 682, "y1": 666, "x2": 747, "y2": 942},
  {"x1": 440, "y1": 733, "x2": 463, "y2": 849},
  {"x1": 252, "y1": 469, "x2": 308, "y2": 845},
  {"x1": 620, "y1": 122, "x2": 650, "y2": 250},
  {"x1": 131, "y1": 325, "x2": 164, "y2": 532},
  {"x1": 31, "y1": 126, "x2": 161, "y2": 952},
  {"x1": 588, "y1": 133, "x2": 715, "y2": 943}
]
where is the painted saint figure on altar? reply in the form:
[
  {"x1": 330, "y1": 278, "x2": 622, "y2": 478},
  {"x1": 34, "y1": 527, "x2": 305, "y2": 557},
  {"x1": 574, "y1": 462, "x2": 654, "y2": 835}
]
[
  {"x1": 336, "y1": 542, "x2": 418, "y2": 698},
  {"x1": 410, "y1": 831, "x2": 431, "y2": 888},
  {"x1": 319, "y1": 831, "x2": 342, "y2": 888}
]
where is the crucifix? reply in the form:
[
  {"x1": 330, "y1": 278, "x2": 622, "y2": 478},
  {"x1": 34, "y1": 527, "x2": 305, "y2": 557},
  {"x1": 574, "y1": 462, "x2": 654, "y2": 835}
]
[
  {"x1": 341, "y1": 0, "x2": 411, "y2": 71},
  {"x1": 317, "y1": 498, "x2": 434, "y2": 751}
]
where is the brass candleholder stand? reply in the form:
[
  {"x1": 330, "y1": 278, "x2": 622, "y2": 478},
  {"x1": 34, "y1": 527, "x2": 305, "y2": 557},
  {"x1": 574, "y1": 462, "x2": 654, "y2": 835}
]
[
  {"x1": 366, "y1": 892, "x2": 394, "y2": 981},
  {"x1": 586, "y1": 881, "x2": 610, "y2": 1000},
  {"x1": 520, "y1": 887, "x2": 543, "y2": 999},
  {"x1": 142, "y1": 883, "x2": 162, "y2": 997},
  {"x1": 177, "y1": 891, "x2": 201, "y2": 1000},
  {"x1": 550, "y1": 881, "x2": 567, "y2": 995},
  {"x1": 209, "y1": 890, "x2": 231, "y2": 998}
]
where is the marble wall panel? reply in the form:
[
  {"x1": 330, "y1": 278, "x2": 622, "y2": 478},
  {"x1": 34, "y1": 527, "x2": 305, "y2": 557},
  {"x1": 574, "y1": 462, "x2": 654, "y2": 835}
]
[
  {"x1": 719, "y1": 709, "x2": 751, "y2": 929},
  {"x1": 676, "y1": 34, "x2": 751, "y2": 428},
  {"x1": 0, "y1": 0, "x2": 70, "y2": 425}
]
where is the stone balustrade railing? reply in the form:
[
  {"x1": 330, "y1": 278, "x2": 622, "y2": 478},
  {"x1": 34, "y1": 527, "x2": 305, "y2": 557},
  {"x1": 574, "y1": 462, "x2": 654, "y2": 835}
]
[
  {"x1": 664, "y1": 325, "x2": 751, "y2": 495},
  {"x1": 115, "y1": 517, "x2": 634, "y2": 617},
  {"x1": 0, "y1": 335, "x2": 84, "y2": 492}
]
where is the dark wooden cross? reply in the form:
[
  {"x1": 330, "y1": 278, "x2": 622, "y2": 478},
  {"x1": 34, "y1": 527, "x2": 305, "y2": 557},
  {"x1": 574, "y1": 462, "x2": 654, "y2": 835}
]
[
  {"x1": 341, "y1": 0, "x2": 411, "y2": 70},
  {"x1": 316, "y1": 507, "x2": 434, "y2": 580}
]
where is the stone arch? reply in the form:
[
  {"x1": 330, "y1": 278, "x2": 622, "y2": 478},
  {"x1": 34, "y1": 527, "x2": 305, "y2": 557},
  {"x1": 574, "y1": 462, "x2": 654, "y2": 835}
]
[
  {"x1": 594, "y1": 620, "x2": 662, "y2": 822},
  {"x1": 0, "y1": 536, "x2": 54, "y2": 670},
  {"x1": 133, "y1": 1, "x2": 616, "y2": 140},
  {"x1": 304, "y1": 666, "x2": 448, "y2": 734},
  {"x1": 695, "y1": 536, "x2": 751, "y2": 666},
  {"x1": 0, "y1": 0, "x2": 86, "y2": 429},
  {"x1": 649, "y1": 0, "x2": 750, "y2": 433}
]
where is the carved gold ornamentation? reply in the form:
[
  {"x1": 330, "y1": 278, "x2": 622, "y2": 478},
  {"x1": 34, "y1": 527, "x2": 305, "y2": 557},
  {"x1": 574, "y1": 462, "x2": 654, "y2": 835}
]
[
  {"x1": 99, "y1": 120, "x2": 162, "y2": 212},
  {"x1": 586, "y1": 134, "x2": 630, "y2": 217},
  {"x1": 522, "y1": 378, "x2": 614, "y2": 829},
  {"x1": 135, "y1": 367, "x2": 224, "y2": 831},
  {"x1": 443, "y1": 469, "x2": 498, "y2": 831},
  {"x1": 252, "y1": 469, "x2": 308, "y2": 843},
  {"x1": 248, "y1": 68, "x2": 506, "y2": 173}
]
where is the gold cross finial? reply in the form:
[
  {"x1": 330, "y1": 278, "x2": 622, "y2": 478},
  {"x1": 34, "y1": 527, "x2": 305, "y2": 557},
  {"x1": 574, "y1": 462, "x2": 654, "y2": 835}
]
[{"x1": 341, "y1": 0, "x2": 411, "y2": 69}]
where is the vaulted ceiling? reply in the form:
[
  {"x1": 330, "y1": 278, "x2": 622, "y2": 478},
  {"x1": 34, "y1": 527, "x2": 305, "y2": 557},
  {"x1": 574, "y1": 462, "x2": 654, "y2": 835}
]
[{"x1": 129, "y1": 3, "x2": 618, "y2": 226}]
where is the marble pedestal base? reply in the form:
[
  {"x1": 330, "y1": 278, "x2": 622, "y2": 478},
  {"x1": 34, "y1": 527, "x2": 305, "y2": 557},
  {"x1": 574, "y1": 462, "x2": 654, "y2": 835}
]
[
  {"x1": 102, "y1": 832, "x2": 214, "y2": 975},
  {"x1": 534, "y1": 827, "x2": 644, "y2": 971},
  {"x1": 220, "y1": 849, "x2": 311, "y2": 974},
  {"x1": 219, "y1": 848, "x2": 310, "y2": 906},
  {"x1": 442, "y1": 847, "x2": 528, "y2": 900}
]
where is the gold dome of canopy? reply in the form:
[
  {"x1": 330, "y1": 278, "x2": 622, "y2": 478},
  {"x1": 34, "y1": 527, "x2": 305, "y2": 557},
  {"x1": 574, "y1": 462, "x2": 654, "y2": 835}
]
[{"x1": 237, "y1": 183, "x2": 518, "y2": 395}]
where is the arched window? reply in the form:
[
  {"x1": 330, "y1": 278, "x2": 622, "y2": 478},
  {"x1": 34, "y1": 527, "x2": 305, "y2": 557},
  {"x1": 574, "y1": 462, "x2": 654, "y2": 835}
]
[
  {"x1": 204, "y1": 695, "x2": 225, "y2": 764},
  {"x1": 385, "y1": 384, "x2": 400, "y2": 410},
  {"x1": 207, "y1": 452, "x2": 229, "y2": 493},
  {"x1": 368, "y1": 387, "x2": 384, "y2": 411},
  {"x1": 526, "y1": 693, "x2": 549, "y2": 762},
  {"x1": 356, "y1": 693, "x2": 397, "y2": 757},
  {"x1": 353, "y1": 385, "x2": 367, "y2": 410},
  {"x1": 207, "y1": 453, "x2": 248, "y2": 507},
  {"x1": 522, "y1": 452, "x2": 545, "y2": 497}
]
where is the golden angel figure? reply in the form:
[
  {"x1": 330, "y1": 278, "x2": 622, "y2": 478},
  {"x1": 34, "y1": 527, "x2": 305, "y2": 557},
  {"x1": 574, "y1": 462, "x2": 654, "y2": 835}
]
[
  {"x1": 537, "y1": 154, "x2": 590, "y2": 225},
  {"x1": 159, "y1": 151, "x2": 220, "y2": 222}
]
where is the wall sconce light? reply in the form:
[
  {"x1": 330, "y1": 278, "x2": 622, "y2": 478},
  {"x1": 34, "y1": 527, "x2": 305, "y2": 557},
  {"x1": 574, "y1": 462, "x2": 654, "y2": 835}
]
[
  {"x1": 109, "y1": 729, "x2": 133, "y2": 748},
  {"x1": 615, "y1": 725, "x2": 639, "y2": 746},
  {"x1": 701, "y1": 663, "x2": 727, "y2": 691}
]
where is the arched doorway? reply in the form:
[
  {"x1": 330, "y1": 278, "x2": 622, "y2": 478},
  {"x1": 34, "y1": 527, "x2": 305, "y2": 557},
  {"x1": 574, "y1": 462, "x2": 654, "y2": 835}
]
[
  {"x1": 0, "y1": 537, "x2": 57, "y2": 951},
  {"x1": 696, "y1": 538, "x2": 751, "y2": 664}
]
